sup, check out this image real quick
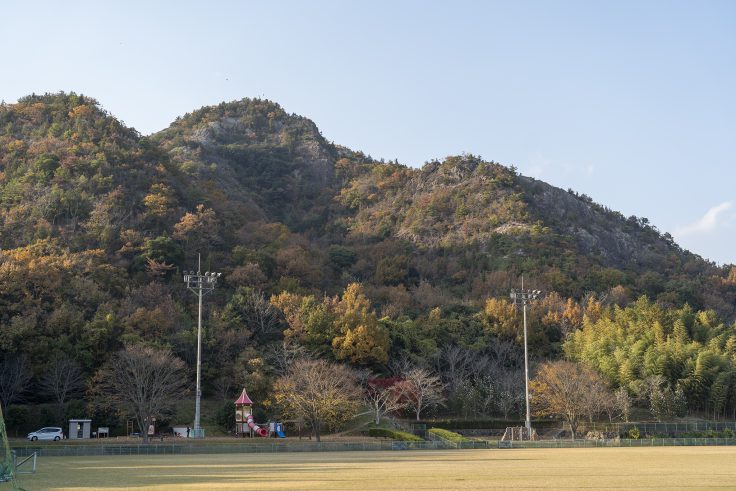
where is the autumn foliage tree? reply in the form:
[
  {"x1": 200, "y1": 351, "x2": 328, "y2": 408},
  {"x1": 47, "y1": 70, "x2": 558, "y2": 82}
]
[
  {"x1": 270, "y1": 292, "x2": 336, "y2": 356},
  {"x1": 173, "y1": 204, "x2": 219, "y2": 259},
  {"x1": 331, "y1": 283, "x2": 390, "y2": 366},
  {"x1": 530, "y1": 361, "x2": 612, "y2": 439}
]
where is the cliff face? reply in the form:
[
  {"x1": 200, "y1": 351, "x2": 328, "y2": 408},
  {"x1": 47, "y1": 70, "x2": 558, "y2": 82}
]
[{"x1": 517, "y1": 175, "x2": 681, "y2": 268}]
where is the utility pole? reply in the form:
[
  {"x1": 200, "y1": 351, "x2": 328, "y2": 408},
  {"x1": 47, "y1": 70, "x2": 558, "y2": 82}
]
[
  {"x1": 184, "y1": 254, "x2": 220, "y2": 438},
  {"x1": 510, "y1": 277, "x2": 542, "y2": 439}
]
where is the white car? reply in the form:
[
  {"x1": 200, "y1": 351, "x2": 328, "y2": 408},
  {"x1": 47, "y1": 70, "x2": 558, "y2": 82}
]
[{"x1": 27, "y1": 427, "x2": 64, "y2": 441}]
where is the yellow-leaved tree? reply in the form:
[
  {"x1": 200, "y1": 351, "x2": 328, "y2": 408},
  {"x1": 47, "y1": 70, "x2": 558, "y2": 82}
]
[{"x1": 331, "y1": 283, "x2": 389, "y2": 366}]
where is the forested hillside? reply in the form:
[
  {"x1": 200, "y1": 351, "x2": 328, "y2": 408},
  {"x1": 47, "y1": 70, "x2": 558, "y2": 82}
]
[{"x1": 1, "y1": 92, "x2": 735, "y2": 427}]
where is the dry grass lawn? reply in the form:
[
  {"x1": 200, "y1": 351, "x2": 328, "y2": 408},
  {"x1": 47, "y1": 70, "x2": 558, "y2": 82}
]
[{"x1": 11, "y1": 446, "x2": 736, "y2": 490}]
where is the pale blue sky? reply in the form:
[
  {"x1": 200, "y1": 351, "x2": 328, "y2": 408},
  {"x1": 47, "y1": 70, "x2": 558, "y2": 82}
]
[{"x1": 2, "y1": 0, "x2": 734, "y2": 265}]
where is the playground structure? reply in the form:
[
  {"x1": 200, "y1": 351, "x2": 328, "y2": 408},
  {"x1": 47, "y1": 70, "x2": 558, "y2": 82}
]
[{"x1": 234, "y1": 388, "x2": 285, "y2": 438}]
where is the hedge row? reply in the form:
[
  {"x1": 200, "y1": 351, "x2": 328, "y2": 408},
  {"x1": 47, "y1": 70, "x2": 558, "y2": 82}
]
[
  {"x1": 428, "y1": 428, "x2": 471, "y2": 443},
  {"x1": 368, "y1": 428, "x2": 424, "y2": 442}
]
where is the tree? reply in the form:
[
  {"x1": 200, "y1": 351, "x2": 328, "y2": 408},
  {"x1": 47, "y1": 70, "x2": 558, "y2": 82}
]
[
  {"x1": 396, "y1": 367, "x2": 445, "y2": 421},
  {"x1": 530, "y1": 361, "x2": 611, "y2": 439},
  {"x1": 0, "y1": 354, "x2": 31, "y2": 412},
  {"x1": 173, "y1": 204, "x2": 219, "y2": 259},
  {"x1": 614, "y1": 387, "x2": 632, "y2": 422},
  {"x1": 490, "y1": 369, "x2": 525, "y2": 420},
  {"x1": 39, "y1": 354, "x2": 85, "y2": 422},
  {"x1": 266, "y1": 340, "x2": 310, "y2": 376},
  {"x1": 647, "y1": 377, "x2": 687, "y2": 421},
  {"x1": 582, "y1": 375, "x2": 615, "y2": 423},
  {"x1": 272, "y1": 359, "x2": 361, "y2": 441},
  {"x1": 90, "y1": 344, "x2": 187, "y2": 443},
  {"x1": 436, "y1": 345, "x2": 475, "y2": 396},
  {"x1": 271, "y1": 292, "x2": 336, "y2": 356},
  {"x1": 363, "y1": 378, "x2": 406, "y2": 425},
  {"x1": 481, "y1": 298, "x2": 517, "y2": 340},
  {"x1": 223, "y1": 287, "x2": 283, "y2": 341},
  {"x1": 331, "y1": 283, "x2": 389, "y2": 366}
]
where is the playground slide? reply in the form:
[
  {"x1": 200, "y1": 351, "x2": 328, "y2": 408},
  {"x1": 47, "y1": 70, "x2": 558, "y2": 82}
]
[
  {"x1": 246, "y1": 415, "x2": 269, "y2": 437},
  {"x1": 276, "y1": 430, "x2": 286, "y2": 438}
]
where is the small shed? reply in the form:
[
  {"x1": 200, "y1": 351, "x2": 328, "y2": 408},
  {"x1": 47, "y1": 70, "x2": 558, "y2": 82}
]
[{"x1": 68, "y1": 419, "x2": 92, "y2": 439}]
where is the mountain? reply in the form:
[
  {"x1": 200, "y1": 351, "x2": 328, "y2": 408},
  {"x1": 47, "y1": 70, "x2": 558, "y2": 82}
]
[{"x1": 1, "y1": 92, "x2": 735, "y2": 383}]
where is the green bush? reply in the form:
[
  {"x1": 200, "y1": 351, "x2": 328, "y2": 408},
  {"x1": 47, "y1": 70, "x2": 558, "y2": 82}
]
[
  {"x1": 215, "y1": 401, "x2": 235, "y2": 432},
  {"x1": 428, "y1": 428, "x2": 470, "y2": 443},
  {"x1": 368, "y1": 428, "x2": 423, "y2": 442},
  {"x1": 627, "y1": 426, "x2": 640, "y2": 439}
]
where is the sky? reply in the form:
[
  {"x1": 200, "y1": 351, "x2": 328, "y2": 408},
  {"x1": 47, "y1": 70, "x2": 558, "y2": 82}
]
[{"x1": 2, "y1": 0, "x2": 734, "y2": 265}]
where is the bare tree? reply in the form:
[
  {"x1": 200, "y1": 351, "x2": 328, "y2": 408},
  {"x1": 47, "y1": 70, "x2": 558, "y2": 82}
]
[
  {"x1": 397, "y1": 367, "x2": 445, "y2": 421},
  {"x1": 468, "y1": 353, "x2": 492, "y2": 383},
  {"x1": 0, "y1": 353, "x2": 31, "y2": 411},
  {"x1": 487, "y1": 339, "x2": 522, "y2": 369},
  {"x1": 583, "y1": 377, "x2": 615, "y2": 423},
  {"x1": 39, "y1": 354, "x2": 85, "y2": 421},
  {"x1": 614, "y1": 387, "x2": 632, "y2": 422},
  {"x1": 363, "y1": 379, "x2": 406, "y2": 425},
  {"x1": 227, "y1": 288, "x2": 283, "y2": 338},
  {"x1": 436, "y1": 345, "x2": 472, "y2": 394},
  {"x1": 273, "y1": 359, "x2": 361, "y2": 441},
  {"x1": 387, "y1": 356, "x2": 414, "y2": 378},
  {"x1": 266, "y1": 340, "x2": 310, "y2": 376},
  {"x1": 490, "y1": 369, "x2": 525, "y2": 420},
  {"x1": 90, "y1": 344, "x2": 187, "y2": 443},
  {"x1": 213, "y1": 374, "x2": 234, "y2": 402}
]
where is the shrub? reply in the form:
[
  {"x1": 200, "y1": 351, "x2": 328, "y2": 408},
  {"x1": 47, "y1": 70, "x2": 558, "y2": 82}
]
[
  {"x1": 215, "y1": 401, "x2": 235, "y2": 432},
  {"x1": 627, "y1": 426, "x2": 640, "y2": 439},
  {"x1": 428, "y1": 428, "x2": 470, "y2": 443},
  {"x1": 368, "y1": 428, "x2": 423, "y2": 442}
]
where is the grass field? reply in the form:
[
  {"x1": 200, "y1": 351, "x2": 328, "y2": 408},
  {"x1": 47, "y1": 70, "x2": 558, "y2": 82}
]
[{"x1": 9, "y1": 447, "x2": 736, "y2": 490}]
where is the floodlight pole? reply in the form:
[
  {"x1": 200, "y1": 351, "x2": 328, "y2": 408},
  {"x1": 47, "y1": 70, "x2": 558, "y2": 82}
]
[
  {"x1": 510, "y1": 277, "x2": 542, "y2": 439},
  {"x1": 184, "y1": 254, "x2": 220, "y2": 438}
]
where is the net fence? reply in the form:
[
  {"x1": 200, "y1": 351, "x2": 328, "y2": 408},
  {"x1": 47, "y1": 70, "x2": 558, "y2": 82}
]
[{"x1": 0, "y1": 404, "x2": 14, "y2": 483}]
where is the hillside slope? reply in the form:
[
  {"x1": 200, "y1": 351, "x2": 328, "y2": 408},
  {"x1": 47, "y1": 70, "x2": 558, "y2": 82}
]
[{"x1": 1, "y1": 93, "x2": 735, "y2": 382}]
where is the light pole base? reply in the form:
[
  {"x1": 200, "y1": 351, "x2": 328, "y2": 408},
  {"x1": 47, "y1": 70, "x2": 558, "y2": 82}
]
[{"x1": 190, "y1": 428, "x2": 205, "y2": 439}]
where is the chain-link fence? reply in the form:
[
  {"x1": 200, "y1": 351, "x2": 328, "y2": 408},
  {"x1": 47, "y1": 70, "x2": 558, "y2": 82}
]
[
  {"x1": 11, "y1": 439, "x2": 458, "y2": 458},
  {"x1": 0, "y1": 405, "x2": 15, "y2": 485},
  {"x1": 11, "y1": 431, "x2": 736, "y2": 457},
  {"x1": 458, "y1": 421, "x2": 736, "y2": 438},
  {"x1": 498, "y1": 438, "x2": 736, "y2": 448},
  {"x1": 583, "y1": 421, "x2": 736, "y2": 435}
]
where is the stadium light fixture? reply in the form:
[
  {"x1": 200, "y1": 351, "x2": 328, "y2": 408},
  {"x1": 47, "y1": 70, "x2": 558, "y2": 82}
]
[
  {"x1": 184, "y1": 254, "x2": 220, "y2": 438},
  {"x1": 510, "y1": 277, "x2": 543, "y2": 439}
]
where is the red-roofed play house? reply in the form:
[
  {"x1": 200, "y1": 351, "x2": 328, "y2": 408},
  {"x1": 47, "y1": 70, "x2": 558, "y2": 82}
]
[{"x1": 235, "y1": 388, "x2": 268, "y2": 437}]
